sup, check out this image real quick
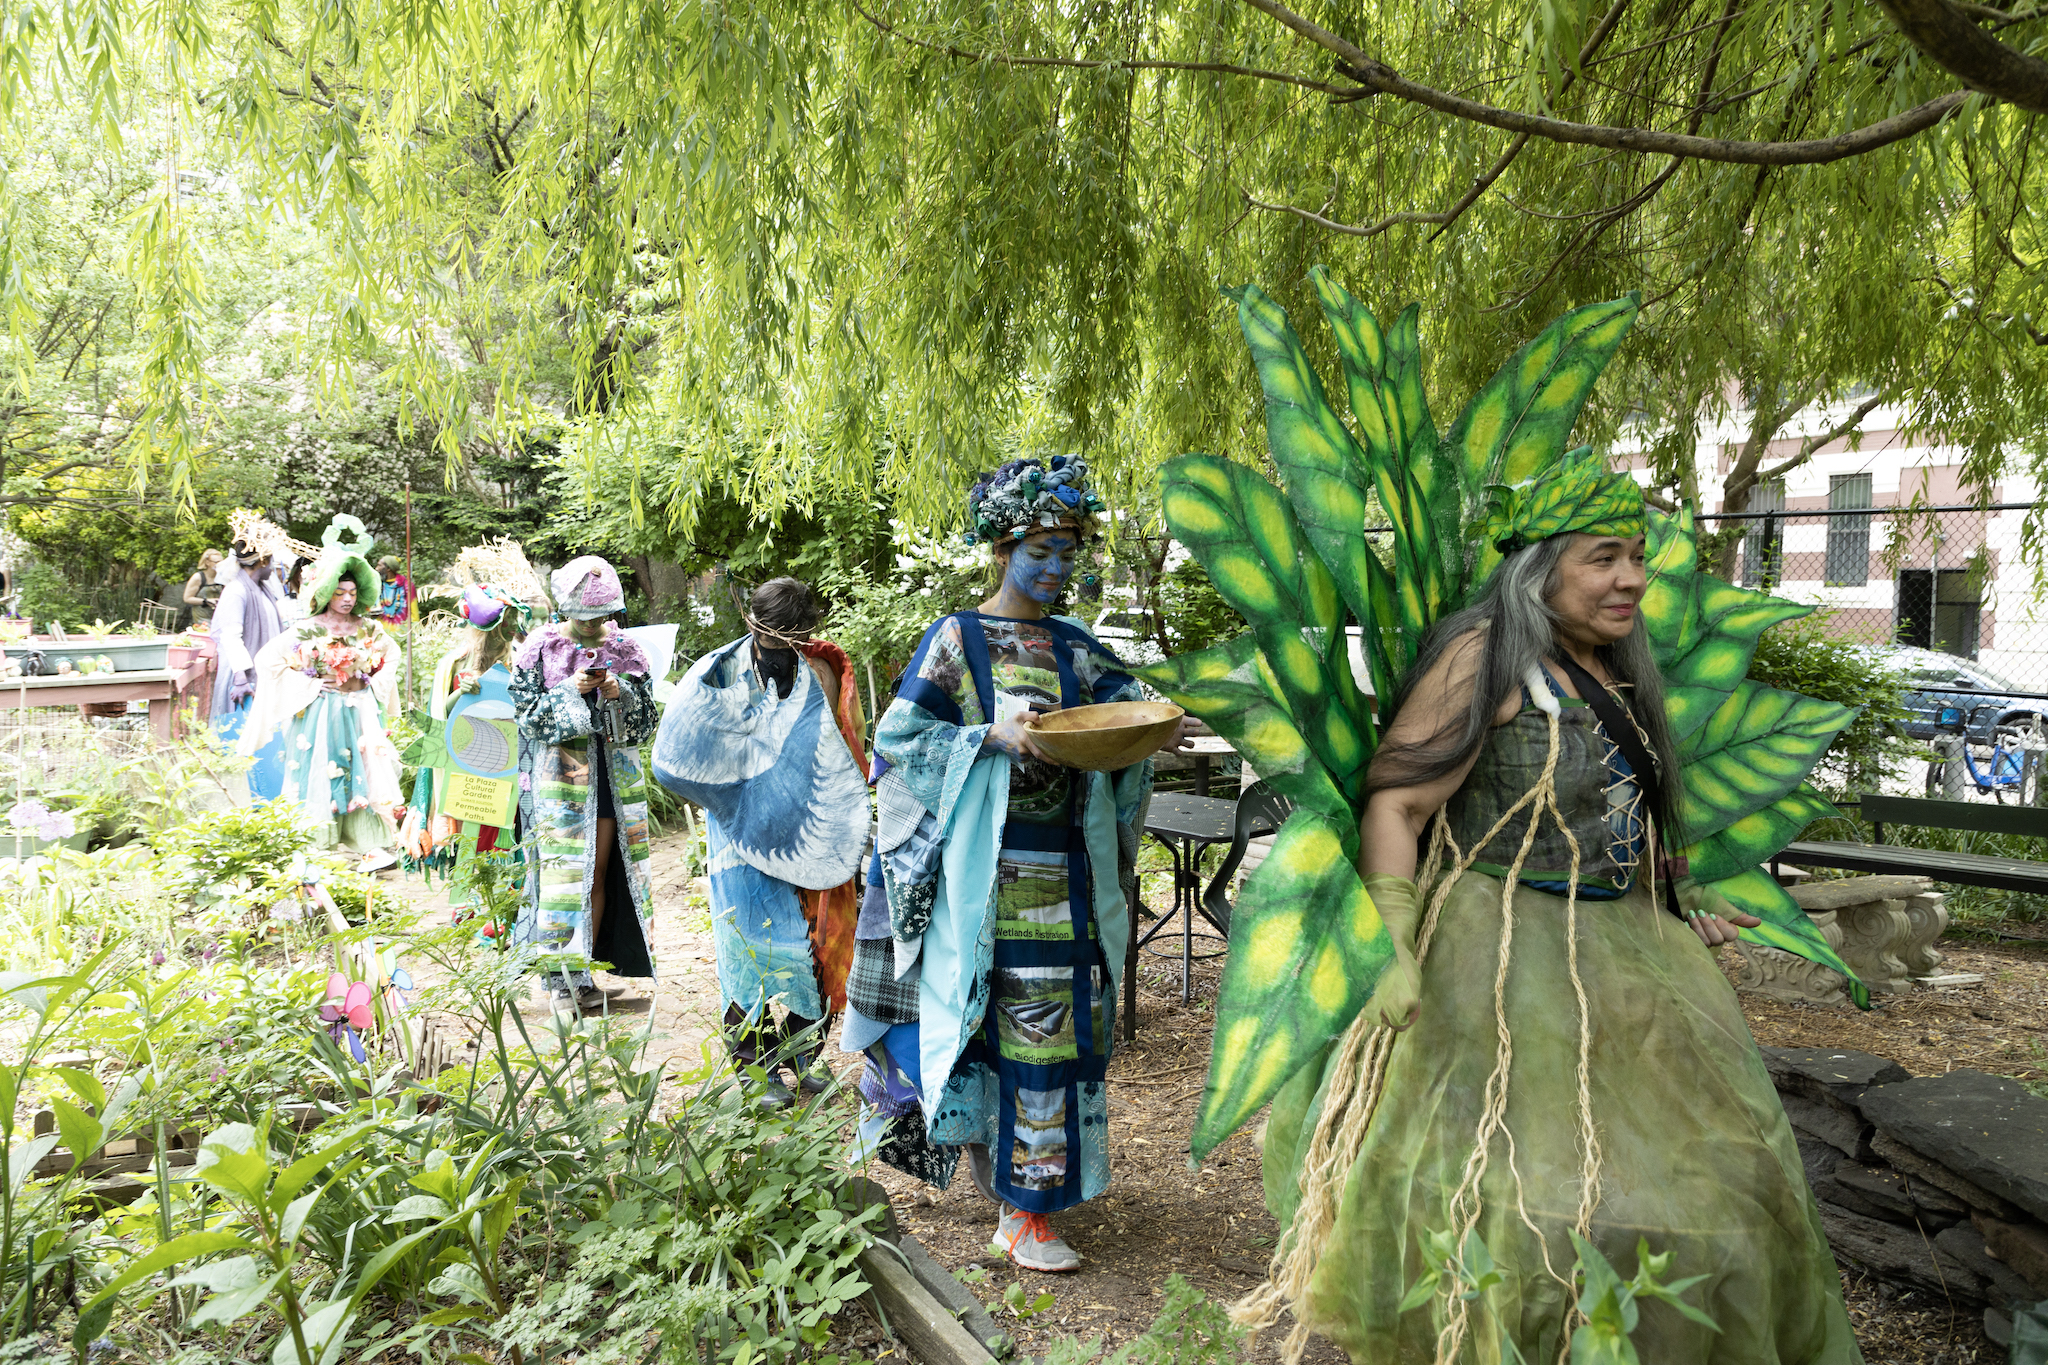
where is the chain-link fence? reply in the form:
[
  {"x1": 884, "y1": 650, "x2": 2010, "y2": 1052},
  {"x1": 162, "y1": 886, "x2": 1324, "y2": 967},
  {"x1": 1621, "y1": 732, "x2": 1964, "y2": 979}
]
[{"x1": 1705, "y1": 501, "x2": 2048, "y2": 803}]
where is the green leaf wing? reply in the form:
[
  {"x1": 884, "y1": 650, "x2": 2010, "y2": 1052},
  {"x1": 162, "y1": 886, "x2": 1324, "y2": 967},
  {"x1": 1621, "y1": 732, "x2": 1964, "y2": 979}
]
[
  {"x1": 1678, "y1": 681, "x2": 1855, "y2": 844},
  {"x1": 1230, "y1": 284, "x2": 1382, "y2": 634},
  {"x1": 1710, "y1": 866, "x2": 1870, "y2": 1009},
  {"x1": 1444, "y1": 294, "x2": 1640, "y2": 585},
  {"x1": 1191, "y1": 810, "x2": 1393, "y2": 1159},
  {"x1": 1683, "y1": 783, "x2": 1839, "y2": 883},
  {"x1": 1134, "y1": 636, "x2": 1349, "y2": 825},
  {"x1": 1160, "y1": 454, "x2": 1371, "y2": 809}
]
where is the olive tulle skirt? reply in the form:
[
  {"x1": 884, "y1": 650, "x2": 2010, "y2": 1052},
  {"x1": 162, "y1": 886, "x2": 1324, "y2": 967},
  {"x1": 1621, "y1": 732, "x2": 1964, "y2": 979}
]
[{"x1": 1262, "y1": 874, "x2": 1863, "y2": 1364}]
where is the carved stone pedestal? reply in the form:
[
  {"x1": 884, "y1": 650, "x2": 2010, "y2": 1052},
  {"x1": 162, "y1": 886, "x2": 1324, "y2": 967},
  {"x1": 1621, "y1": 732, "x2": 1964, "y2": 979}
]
[{"x1": 1731, "y1": 874, "x2": 1958, "y2": 1004}]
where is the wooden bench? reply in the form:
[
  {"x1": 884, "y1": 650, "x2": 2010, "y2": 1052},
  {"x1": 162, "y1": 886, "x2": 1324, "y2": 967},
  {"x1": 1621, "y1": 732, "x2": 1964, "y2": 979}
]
[{"x1": 1774, "y1": 793, "x2": 2048, "y2": 894}]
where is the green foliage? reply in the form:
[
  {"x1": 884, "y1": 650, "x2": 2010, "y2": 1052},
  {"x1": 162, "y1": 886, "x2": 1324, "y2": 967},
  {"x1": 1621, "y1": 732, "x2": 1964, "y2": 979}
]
[
  {"x1": 1400, "y1": 1228, "x2": 1718, "y2": 1365},
  {"x1": 155, "y1": 804, "x2": 317, "y2": 907},
  {"x1": 1041, "y1": 1274, "x2": 1244, "y2": 1365},
  {"x1": 1002, "y1": 1282, "x2": 1056, "y2": 1321},
  {"x1": 1745, "y1": 613, "x2": 1919, "y2": 797},
  {"x1": 1143, "y1": 557, "x2": 1245, "y2": 658},
  {"x1": 0, "y1": 877, "x2": 878, "y2": 1363}
]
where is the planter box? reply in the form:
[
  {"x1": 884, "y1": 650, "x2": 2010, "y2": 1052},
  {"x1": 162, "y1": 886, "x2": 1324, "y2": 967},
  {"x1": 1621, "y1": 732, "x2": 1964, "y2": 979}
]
[
  {"x1": 0, "y1": 830, "x2": 91, "y2": 859},
  {"x1": 25, "y1": 637, "x2": 170, "y2": 673}
]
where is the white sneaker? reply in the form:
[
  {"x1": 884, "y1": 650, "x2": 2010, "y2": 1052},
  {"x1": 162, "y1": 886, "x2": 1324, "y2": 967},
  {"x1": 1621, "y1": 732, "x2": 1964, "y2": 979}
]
[
  {"x1": 991, "y1": 1204, "x2": 1081, "y2": 1273},
  {"x1": 576, "y1": 986, "x2": 607, "y2": 1012}
]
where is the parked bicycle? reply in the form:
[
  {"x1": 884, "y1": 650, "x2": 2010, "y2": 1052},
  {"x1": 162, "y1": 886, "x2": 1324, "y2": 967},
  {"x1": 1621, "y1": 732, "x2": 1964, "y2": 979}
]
[{"x1": 1927, "y1": 702, "x2": 2042, "y2": 803}]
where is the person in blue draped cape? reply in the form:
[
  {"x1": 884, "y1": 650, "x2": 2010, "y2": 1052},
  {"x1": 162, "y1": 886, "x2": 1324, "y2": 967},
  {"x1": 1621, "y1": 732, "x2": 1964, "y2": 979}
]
[{"x1": 849, "y1": 456, "x2": 1189, "y2": 1273}]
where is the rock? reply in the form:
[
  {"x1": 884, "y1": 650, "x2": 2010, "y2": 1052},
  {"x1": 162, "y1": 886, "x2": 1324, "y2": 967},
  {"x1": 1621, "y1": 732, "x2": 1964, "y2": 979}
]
[
  {"x1": 1872, "y1": 1132, "x2": 2026, "y2": 1222},
  {"x1": 1975, "y1": 1213, "x2": 2048, "y2": 1298},
  {"x1": 1830, "y1": 1159, "x2": 1965, "y2": 1229},
  {"x1": 1816, "y1": 1202, "x2": 1987, "y2": 1305},
  {"x1": 1761, "y1": 1047, "x2": 1911, "y2": 1102},
  {"x1": 1794, "y1": 1131, "x2": 1841, "y2": 1193},
  {"x1": 1934, "y1": 1224, "x2": 2039, "y2": 1309},
  {"x1": 1781, "y1": 1093, "x2": 1874, "y2": 1161},
  {"x1": 1858, "y1": 1071, "x2": 2048, "y2": 1223}
]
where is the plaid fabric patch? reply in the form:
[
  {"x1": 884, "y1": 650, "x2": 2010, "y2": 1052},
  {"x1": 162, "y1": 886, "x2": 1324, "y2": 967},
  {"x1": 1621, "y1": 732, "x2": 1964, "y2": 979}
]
[{"x1": 847, "y1": 935, "x2": 922, "y2": 1025}]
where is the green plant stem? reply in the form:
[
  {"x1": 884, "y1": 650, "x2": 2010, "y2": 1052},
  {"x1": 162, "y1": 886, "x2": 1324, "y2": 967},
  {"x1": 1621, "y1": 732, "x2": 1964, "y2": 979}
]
[{"x1": 152, "y1": 1117, "x2": 182, "y2": 1327}]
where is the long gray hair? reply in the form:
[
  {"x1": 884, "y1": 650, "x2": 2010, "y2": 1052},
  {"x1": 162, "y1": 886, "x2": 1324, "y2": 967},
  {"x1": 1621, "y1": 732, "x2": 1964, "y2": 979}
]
[{"x1": 1365, "y1": 535, "x2": 1685, "y2": 843}]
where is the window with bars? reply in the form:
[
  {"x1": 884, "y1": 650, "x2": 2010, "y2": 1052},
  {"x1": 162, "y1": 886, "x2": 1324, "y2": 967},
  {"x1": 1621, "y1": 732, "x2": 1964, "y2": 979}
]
[{"x1": 1824, "y1": 473, "x2": 1873, "y2": 586}]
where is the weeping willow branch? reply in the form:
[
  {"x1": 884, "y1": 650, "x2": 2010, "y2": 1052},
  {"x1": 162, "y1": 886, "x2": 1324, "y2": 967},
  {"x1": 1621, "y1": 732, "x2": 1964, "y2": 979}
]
[{"x1": 1239, "y1": 0, "x2": 1974, "y2": 165}]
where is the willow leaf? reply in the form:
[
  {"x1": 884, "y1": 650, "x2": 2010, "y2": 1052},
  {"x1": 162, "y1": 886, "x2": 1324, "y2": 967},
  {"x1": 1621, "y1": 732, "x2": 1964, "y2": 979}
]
[{"x1": 1191, "y1": 810, "x2": 1392, "y2": 1159}]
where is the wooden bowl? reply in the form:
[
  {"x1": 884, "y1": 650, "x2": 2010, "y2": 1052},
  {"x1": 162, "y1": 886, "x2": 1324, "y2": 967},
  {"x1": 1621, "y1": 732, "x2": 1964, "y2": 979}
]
[{"x1": 1028, "y1": 701, "x2": 1185, "y2": 772}]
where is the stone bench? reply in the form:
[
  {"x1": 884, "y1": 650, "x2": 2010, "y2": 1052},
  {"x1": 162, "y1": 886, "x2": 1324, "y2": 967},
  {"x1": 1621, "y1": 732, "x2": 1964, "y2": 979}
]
[{"x1": 1731, "y1": 873, "x2": 1980, "y2": 1005}]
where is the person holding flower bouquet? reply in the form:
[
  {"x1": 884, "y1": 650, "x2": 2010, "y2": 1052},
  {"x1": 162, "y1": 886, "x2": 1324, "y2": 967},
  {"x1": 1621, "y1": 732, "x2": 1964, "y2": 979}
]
[{"x1": 241, "y1": 515, "x2": 405, "y2": 871}]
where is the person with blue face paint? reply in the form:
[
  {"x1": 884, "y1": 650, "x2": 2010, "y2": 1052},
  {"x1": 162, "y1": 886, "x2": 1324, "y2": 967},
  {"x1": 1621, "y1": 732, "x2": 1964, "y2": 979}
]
[{"x1": 843, "y1": 456, "x2": 1191, "y2": 1273}]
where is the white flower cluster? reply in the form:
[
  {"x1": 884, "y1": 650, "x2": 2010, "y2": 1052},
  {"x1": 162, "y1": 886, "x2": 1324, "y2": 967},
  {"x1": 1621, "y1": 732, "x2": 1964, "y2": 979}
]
[{"x1": 886, "y1": 517, "x2": 983, "y2": 597}]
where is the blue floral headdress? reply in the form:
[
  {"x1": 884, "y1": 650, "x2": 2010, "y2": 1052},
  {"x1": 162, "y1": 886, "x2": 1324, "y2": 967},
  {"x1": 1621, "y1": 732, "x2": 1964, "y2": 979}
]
[{"x1": 962, "y1": 455, "x2": 1109, "y2": 547}]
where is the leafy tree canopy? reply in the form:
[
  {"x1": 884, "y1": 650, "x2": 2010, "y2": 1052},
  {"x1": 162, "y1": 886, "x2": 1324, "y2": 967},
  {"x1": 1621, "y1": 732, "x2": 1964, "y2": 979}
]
[{"x1": 0, "y1": 0, "x2": 2040, "y2": 540}]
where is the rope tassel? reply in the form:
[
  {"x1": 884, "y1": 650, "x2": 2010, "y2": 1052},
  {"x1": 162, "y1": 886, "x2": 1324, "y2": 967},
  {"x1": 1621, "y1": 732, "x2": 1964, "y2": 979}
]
[{"x1": 1234, "y1": 704, "x2": 1608, "y2": 1365}]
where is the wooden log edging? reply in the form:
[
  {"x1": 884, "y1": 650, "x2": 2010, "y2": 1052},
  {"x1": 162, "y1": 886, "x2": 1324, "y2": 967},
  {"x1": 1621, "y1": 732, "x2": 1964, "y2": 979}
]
[{"x1": 842, "y1": 1176, "x2": 1014, "y2": 1365}]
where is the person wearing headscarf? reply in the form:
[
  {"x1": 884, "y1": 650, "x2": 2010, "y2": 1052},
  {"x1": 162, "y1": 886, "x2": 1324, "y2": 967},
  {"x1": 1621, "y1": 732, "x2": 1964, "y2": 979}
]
[
  {"x1": 374, "y1": 555, "x2": 414, "y2": 625},
  {"x1": 1252, "y1": 448, "x2": 1859, "y2": 1362},
  {"x1": 650, "y1": 577, "x2": 868, "y2": 1106},
  {"x1": 211, "y1": 537, "x2": 289, "y2": 802},
  {"x1": 847, "y1": 456, "x2": 1188, "y2": 1273},
  {"x1": 241, "y1": 515, "x2": 404, "y2": 869},
  {"x1": 509, "y1": 555, "x2": 660, "y2": 1015}
]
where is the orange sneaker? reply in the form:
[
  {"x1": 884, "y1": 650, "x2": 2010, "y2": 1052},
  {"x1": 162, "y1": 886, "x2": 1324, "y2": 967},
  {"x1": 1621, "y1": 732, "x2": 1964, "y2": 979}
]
[{"x1": 991, "y1": 1204, "x2": 1081, "y2": 1273}]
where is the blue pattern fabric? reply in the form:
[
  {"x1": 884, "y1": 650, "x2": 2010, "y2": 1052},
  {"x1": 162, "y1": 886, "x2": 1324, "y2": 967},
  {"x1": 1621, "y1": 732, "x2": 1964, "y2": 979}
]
[
  {"x1": 651, "y1": 637, "x2": 867, "y2": 892},
  {"x1": 707, "y1": 813, "x2": 826, "y2": 1021},
  {"x1": 869, "y1": 610, "x2": 1152, "y2": 1213}
]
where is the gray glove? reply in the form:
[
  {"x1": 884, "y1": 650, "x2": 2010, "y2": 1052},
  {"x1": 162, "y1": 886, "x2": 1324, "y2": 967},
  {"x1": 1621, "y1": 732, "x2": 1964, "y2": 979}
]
[{"x1": 228, "y1": 670, "x2": 257, "y2": 706}]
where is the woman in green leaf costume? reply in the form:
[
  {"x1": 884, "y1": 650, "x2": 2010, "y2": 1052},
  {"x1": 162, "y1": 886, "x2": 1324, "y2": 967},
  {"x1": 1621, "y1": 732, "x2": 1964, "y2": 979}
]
[
  {"x1": 1136, "y1": 273, "x2": 1869, "y2": 1364},
  {"x1": 1246, "y1": 451, "x2": 1862, "y2": 1363}
]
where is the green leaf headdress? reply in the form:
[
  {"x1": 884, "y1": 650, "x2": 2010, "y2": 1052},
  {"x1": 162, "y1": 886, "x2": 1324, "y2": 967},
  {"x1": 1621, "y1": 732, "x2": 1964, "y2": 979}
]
[
  {"x1": 305, "y1": 515, "x2": 382, "y2": 615},
  {"x1": 1479, "y1": 444, "x2": 1646, "y2": 552}
]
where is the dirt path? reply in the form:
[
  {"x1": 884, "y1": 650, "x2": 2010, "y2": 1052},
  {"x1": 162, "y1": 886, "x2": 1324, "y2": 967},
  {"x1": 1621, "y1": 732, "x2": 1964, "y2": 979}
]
[{"x1": 376, "y1": 833, "x2": 2047, "y2": 1363}]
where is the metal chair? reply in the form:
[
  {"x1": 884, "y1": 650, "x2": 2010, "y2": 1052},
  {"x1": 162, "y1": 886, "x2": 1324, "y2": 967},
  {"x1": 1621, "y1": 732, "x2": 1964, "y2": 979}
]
[{"x1": 1199, "y1": 780, "x2": 1294, "y2": 937}]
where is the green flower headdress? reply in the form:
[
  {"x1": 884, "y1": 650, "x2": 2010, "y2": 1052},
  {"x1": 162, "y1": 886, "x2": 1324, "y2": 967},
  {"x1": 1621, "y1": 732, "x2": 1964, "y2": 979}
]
[
  {"x1": 306, "y1": 515, "x2": 381, "y2": 615},
  {"x1": 1479, "y1": 445, "x2": 1646, "y2": 552}
]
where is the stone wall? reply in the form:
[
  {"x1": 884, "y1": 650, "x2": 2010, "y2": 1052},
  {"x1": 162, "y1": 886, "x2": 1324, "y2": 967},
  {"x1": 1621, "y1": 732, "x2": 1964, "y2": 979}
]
[{"x1": 1765, "y1": 1048, "x2": 2048, "y2": 1351}]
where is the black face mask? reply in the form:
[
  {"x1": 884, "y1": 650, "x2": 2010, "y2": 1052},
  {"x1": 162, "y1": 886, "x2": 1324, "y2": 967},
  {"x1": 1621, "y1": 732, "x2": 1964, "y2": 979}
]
[{"x1": 755, "y1": 643, "x2": 799, "y2": 699}]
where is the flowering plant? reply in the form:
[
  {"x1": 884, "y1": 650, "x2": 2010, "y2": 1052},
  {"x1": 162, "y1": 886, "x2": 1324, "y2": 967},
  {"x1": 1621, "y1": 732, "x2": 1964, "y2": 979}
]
[{"x1": 7, "y1": 799, "x2": 76, "y2": 842}]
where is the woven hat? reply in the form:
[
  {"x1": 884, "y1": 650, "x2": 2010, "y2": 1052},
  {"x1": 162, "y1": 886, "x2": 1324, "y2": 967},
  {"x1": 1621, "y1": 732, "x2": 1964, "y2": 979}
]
[
  {"x1": 304, "y1": 515, "x2": 382, "y2": 615},
  {"x1": 551, "y1": 555, "x2": 626, "y2": 619}
]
